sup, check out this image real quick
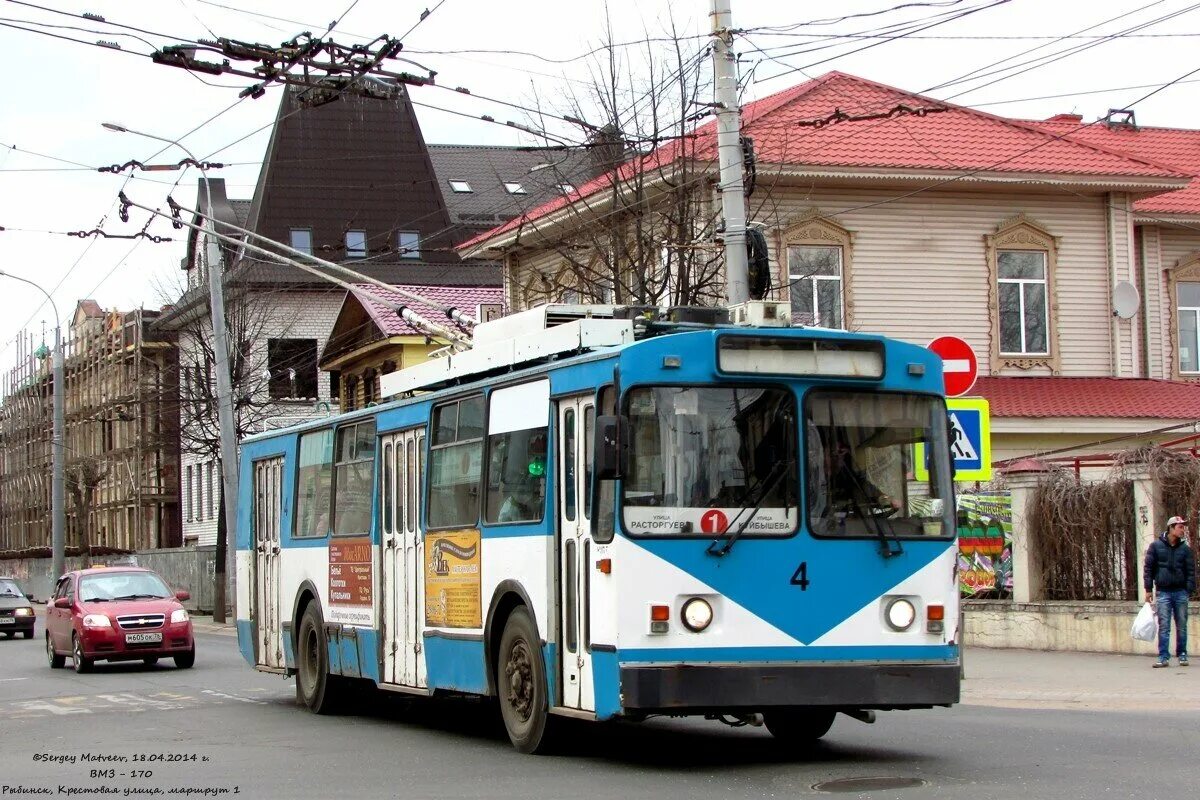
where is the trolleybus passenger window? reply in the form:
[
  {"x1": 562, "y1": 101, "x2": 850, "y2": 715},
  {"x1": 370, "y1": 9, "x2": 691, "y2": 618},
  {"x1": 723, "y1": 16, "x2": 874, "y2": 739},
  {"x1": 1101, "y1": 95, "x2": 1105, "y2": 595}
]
[
  {"x1": 805, "y1": 390, "x2": 954, "y2": 539},
  {"x1": 406, "y1": 438, "x2": 417, "y2": 533},
  {"x1": 428, "y1": 395, "x2": 485, "y2": 529},
  {"x1": 563, "y1": 408, "x2": 576, "y2": 521},
  {"x1": 333, "y1": 420, "x2": 377, "y2": 536},
  {"x1": 483, "y1": 382, "x2": 549, "y2": 524},
  {"x1": 583, "y1": 406, "x2": 594, "y2": 521},
  {"x1": 382, "y1": 442, "x2": 393, "y2": 535},
  {"x1": 295, "y1": 428, "x2": 334, "y2": 537},
  {"x1": 593, "y1": 386, "x2": 616, "y2": 543}
]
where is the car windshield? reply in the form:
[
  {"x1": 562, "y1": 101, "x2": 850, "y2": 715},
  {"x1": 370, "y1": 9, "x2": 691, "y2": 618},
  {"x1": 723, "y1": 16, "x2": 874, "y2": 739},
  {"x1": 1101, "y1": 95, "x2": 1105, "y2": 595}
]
[
  {"x1": 0, "y1": 579, "x2": 22, "y2": 596},
  {"x1": 79, "y1": 572, "x2": 171, "y2": 602},
  {"x1": 806, "y1": 390, "x2": 954, "y2": 538},
  {"x1": 622, "y1": 386, "x2": 798, "y2": 536}
]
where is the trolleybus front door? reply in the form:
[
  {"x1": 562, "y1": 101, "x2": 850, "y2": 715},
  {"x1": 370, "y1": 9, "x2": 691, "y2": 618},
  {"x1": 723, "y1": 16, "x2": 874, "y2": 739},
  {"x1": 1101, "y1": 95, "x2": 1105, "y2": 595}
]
[
  {"x1": 558, "y1": 396, "x2": 595, "y2": 711},
  {"x1": 380, "y1": 429, "x2": 426, "y2": 687},
  {"x1": 252, "y1": 456, "x2": 284, "y2": 670}
]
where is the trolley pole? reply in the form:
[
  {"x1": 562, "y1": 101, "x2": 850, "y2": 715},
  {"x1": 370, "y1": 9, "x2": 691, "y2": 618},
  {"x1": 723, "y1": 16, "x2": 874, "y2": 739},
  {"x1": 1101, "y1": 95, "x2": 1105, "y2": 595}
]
[
  {"x1": 104, "y1": 123, "x2": 239, "y2": 622},
  {"x1": 710, "y1": 0, "x2": 750, "y2": 306}
]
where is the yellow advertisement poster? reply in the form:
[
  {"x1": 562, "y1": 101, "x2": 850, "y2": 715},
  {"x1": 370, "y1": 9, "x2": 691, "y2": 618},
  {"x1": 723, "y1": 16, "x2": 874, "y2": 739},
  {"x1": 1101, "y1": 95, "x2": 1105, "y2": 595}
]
[{"x1": 424, "y1": 529, "x2": 482, "y2": 628}]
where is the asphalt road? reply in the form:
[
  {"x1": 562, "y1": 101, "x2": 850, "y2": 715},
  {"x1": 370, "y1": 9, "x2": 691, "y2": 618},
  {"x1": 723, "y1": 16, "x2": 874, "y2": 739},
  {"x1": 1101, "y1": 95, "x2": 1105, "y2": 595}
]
[{"x1": 0, "y1": 626, "x2": 1194, "y2": 800}]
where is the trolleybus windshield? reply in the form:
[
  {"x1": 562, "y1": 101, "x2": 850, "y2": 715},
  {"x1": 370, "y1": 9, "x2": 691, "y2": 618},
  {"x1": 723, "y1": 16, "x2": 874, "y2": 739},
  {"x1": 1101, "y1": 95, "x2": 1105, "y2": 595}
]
[
  {"x1": 622, "y1": 386, "x2": 798, "y2": 536},
  {"x1": 805, "y1": 390, "x2": 954, "y2": 539}
]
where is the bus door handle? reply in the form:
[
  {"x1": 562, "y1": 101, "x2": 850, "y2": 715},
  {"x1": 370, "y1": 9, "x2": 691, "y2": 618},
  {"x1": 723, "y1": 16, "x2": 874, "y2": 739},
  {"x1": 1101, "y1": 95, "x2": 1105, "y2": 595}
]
[{"x1": 271, "y1": 545, "x2": 280, "y2": 555}]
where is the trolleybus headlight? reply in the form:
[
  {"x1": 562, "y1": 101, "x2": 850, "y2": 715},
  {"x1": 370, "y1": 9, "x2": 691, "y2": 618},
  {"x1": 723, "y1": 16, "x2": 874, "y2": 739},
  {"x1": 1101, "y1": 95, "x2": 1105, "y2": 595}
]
[
  {"x1": 884, "y1": 598, "x2": 916, "y2": 631},
  {"x1": 681, "y1": 598, "x2": 713, "y2": 632}
]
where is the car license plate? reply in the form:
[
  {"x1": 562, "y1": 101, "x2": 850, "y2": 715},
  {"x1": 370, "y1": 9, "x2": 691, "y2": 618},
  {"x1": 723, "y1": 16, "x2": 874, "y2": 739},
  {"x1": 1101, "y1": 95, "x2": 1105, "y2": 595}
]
[
  {"x1": 125, "y1": 632, "x2": 162, "y2": 644},
  {"x1": 0, "y1": 616, "x2": 14, "y2": 625}
]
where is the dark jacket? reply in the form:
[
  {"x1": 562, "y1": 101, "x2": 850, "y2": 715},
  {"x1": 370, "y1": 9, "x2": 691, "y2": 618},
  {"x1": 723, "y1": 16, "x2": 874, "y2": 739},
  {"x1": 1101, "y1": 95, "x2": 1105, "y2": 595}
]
[{"x1": 1143, "y1": 533, "x2": 1196, "y2": 594}]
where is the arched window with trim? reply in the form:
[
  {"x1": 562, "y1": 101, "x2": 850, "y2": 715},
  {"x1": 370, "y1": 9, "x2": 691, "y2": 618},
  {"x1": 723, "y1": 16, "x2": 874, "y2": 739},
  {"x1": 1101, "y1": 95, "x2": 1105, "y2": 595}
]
[
  {"x1": 985, "y1": 214, "x2": 1061, "y2": 373},
  {"x1": 778, "y1": 211, "x2": 854, "y2": 330}
]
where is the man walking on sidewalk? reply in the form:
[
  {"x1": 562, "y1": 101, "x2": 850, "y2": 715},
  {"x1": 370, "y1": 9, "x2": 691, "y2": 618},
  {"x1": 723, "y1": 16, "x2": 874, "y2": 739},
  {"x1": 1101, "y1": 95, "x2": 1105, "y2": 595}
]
[{"x1": 1144, "y1": 515, "x2": 1195, "y2": 668}]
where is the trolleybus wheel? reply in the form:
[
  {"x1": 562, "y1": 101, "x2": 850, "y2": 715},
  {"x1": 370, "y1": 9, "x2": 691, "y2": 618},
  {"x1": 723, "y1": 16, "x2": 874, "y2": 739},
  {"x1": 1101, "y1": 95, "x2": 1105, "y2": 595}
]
[
  {"x1": 763, "y1": 708, "x2": 836, "y2": 742},
  {"x1": 296, "y1": 602, "x2": 344, "y2": 715},
  {"x1": 496, "y1": 606, "x2": 553, "y2": 754}
]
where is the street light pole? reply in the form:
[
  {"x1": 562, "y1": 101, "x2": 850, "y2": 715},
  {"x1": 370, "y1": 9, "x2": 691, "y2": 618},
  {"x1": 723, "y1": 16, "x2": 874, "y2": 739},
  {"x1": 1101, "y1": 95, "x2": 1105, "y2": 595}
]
[
  {"x1": 103, "y1": 122, "x2": 239, "y2": 621},
  {"x1": 0, "y1": 270, "x2": 65, "y2": 579}
]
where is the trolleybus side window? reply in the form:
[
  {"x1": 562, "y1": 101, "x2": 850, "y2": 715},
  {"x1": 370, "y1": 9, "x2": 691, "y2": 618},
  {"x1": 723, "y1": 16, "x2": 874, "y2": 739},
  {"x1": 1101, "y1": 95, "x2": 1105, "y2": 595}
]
[
  {"x1": 428, "y1": 395, "x2": 485, "y2": 529},
  {"x1": 805, "y1": 390, "x2": 954, "y2": 539},
  {"x1": 484, "y1": 380, "x2": 550, "y2": 525},
  {"x1": 593, "y1": 384, "x2": 616, "y2": 543},
  {"x1": 333, "y1": 420, "x2": 377, "y2": 536},
  {"x1": 381, "y1": 442, "x2": 393, "y2": 535},
  {"x1": 294, "y1": 428, "x2": 334, "y2": 537}
]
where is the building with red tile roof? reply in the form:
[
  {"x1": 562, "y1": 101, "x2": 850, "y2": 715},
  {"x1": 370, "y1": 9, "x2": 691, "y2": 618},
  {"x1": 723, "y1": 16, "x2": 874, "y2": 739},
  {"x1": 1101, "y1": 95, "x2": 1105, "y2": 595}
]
[{"x1": 458, "y1": 70, "x2": 1200, "y2": 466}]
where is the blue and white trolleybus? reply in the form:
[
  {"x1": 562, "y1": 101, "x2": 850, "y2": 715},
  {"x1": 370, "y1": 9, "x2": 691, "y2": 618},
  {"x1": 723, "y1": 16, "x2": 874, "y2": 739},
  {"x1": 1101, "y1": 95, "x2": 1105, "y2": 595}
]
[{"x1": 235, "y1": 301, "x2": 960, "y2": 753}]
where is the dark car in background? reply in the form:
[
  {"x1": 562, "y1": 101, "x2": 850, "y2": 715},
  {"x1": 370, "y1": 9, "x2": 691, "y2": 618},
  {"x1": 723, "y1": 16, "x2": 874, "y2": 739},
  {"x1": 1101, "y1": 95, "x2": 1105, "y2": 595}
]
[
  {"x1": 0, "y1": 576, "x2": 36, "y2": 639},
  {"x1": 45, "y1": 567, "x2": 195, "y2": 672}
]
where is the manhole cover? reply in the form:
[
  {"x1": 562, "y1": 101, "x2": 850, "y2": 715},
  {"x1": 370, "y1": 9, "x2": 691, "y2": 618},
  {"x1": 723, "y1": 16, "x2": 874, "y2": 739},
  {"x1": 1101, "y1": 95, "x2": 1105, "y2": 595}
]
[{"x1": 812, "y1": 777, "x2": 927, "y2": 793}]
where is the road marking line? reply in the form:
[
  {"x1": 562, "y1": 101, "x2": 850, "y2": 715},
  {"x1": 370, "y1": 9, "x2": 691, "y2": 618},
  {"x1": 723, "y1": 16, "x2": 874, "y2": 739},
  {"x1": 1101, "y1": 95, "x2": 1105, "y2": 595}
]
[{"x1": 0, "y1": 677, "x2": 28, "y2": 682}]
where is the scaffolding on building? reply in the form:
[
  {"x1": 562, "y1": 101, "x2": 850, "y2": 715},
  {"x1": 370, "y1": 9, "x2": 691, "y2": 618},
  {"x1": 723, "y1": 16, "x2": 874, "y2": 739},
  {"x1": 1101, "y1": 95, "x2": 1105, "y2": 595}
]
[{"x1": 0, "y1": 304, "x2": 181, "y2": 556}]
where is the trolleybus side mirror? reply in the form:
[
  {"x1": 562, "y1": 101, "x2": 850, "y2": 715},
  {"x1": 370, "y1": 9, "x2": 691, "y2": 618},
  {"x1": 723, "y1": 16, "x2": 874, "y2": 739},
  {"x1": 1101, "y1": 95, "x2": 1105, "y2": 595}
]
[{"x1": 594, "y1": 415, "x2": 630, "y2": 480}]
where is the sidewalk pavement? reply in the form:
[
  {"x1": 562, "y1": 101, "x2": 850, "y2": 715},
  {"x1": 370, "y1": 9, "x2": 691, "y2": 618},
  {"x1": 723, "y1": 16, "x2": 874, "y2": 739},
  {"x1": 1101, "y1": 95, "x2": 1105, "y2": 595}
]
[
  {"x1": 961, "y1": 647, "x2": 1199, "y2": 712},
  {"x1": 178, "y1": 615, "x2": 1200, "y2": 712}
]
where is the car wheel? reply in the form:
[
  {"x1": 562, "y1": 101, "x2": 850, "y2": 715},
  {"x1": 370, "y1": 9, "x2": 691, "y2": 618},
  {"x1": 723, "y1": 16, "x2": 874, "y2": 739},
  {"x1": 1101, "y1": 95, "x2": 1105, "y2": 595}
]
[
  {"x1": 763, "y1": 708, "x2": 836, "y2": 742},
  {"x1": 23, "y1": 630, "x2": 34, "y2": 640},
  {"x1": 174, "y1": 649, "x2": 195, "y2": 669},
  {"x1": 46, "y1": 633, "x2": 65, "y2": 669},
  {"x1": 143, "y1": 657, "x2": 159, "y2": 666},
  {"x1": 496, "y1": 606, "x2": 555, "y2": 754},
  {"x1": 72, "y1": 634, "x2": 94, "y2": 674},
  {"x1": 295, "y1": 602, "x2": 344, "y2": 714}
]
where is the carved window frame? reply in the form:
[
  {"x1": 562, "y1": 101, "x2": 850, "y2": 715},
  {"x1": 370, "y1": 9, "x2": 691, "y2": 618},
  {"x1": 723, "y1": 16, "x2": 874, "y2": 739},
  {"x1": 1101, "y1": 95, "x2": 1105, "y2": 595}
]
[
  {"x1": 985, "y1": 214, "x2": 1061, "y2": 374},
  {"x1": 1167, "y1": 252, "x2": 1200, "y2": 380},
  {"x1": 777, "y1": 211, "x2": 855, "y2": 329}
]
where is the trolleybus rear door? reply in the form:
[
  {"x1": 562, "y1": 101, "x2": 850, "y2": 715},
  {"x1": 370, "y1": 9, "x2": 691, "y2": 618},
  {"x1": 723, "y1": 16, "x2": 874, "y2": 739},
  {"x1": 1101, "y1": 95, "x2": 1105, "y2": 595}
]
[
  {"x1": 380, "y1": 429, "x2": 427, "y2": 687},
  {"x1": 253, "y1": 456, "x2": 284, "y2": 670},
  {"x1": 558, "y1": 396, "x2": 595, "y2": 711}
]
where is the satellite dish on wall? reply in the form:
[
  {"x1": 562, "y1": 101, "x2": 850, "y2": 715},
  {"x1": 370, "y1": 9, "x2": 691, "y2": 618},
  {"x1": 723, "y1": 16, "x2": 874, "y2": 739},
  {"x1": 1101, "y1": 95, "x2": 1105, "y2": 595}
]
[{"x1": 1113, "y1": 281, "x2": 1140, "y2": 319}]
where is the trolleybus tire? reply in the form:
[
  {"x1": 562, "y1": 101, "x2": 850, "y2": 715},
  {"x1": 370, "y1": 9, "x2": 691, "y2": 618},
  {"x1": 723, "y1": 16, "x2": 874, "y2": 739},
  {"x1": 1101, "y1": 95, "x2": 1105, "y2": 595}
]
[
  {"x1": 496, "y1": 606, "x2": 553, "y2": 754},
  {"x1": 763, "y1": 708, "x2": 836, "y2": 742},
  {"x1": 296, "y1": 603, "x2": 345, "y2": 715},
  {"x1": 46, "y1": 633, "x2": 64, "y2": 669}
]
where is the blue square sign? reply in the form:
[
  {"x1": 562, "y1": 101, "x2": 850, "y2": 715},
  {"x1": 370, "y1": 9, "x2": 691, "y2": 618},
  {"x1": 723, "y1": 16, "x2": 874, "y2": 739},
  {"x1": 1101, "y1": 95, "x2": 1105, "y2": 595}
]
[{"x1": 915, "y1": 397, "x2": 992, "y2": 482}]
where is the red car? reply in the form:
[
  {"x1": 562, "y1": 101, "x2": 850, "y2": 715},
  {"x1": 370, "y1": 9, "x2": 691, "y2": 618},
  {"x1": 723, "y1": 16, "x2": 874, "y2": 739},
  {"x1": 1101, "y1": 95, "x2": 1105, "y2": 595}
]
[{"x1": 45, "y1": 567, "x2": 195, "y2": 672}]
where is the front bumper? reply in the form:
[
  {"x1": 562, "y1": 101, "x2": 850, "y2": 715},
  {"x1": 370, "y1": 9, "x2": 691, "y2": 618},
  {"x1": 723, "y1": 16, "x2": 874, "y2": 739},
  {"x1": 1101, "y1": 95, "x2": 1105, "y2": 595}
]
[
  {"x1": 0, "y1": 615, "x2": 35, "y2": 633},
  {"x1": 620, "y1": 661, "x2": 960, "y2": 712},
  {"x1": 79, "y1": 622, "x2": 194, "y2": 661}
]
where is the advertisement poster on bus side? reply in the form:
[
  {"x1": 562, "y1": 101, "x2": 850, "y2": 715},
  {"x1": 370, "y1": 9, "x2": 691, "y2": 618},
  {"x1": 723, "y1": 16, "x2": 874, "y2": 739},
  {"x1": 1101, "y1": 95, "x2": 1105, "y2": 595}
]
[
  {"x1": 425, "y1": 529, "x2": 481, "y2": 628},
  {"x1": 328, "y1": 537, "x2": 374, "y2": 627}
]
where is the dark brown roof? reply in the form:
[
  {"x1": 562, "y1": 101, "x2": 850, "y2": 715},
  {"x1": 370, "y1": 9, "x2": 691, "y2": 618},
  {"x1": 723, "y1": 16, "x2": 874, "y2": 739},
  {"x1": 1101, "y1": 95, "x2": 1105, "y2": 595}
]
[
  {"x1": 427, "y1": 144, "x2": 596, "y2": 244},
  {"x1": 240, "y1": 83, "x2": 459, "y2": 281}
]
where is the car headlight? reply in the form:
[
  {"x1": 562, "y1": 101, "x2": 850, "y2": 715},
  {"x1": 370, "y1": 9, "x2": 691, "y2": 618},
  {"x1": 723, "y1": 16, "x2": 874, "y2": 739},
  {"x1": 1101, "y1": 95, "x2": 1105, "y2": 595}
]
[
  {"x1": 885, "y1": 598, "x2": 916, "y2": 631},
  {"x1": 170, "y1": 609, "x2": 189, "y2": 624},
  {"x1": 14, "y1": 607, "x2": 33, "y2": 617},
  {"x1": 82, "y1": 614, "x2": 112, "y2": 629},
  {"x1": 681, "y1": 598, "x2": 714, "y2": 632}
]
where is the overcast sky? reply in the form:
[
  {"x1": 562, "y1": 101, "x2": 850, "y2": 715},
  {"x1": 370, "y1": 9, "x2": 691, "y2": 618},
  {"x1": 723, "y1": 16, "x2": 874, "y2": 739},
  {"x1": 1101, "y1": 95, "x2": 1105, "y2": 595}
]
[{"x1": 2, "y1": 0, "x2": 1198, "y2": 369}]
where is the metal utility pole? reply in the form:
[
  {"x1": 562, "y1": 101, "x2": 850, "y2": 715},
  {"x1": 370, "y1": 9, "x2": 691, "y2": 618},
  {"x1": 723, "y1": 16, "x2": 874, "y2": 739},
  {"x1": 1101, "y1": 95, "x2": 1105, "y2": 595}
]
[
  {"x1": 709, "y1": 0, "x2": 750, "y2": 306},
  {"x1": 0, "y1": 270, "x2": 65, "y2": 578},
  {"x1": 104, "y1": 123, "x2": 239, "y2": 622}
]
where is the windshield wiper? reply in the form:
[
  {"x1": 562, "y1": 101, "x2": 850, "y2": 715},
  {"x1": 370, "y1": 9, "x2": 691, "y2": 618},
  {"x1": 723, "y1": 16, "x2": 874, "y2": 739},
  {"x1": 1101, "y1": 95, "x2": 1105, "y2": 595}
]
[
  {"x1": 111, "y1": 594, "x2": 163, "y2": 601},
  {"x1": 839, "y1": 466, "x2": 903, "y2": 558},
  {"x1": 83, "y1": 597, "x2": 111, "y2": 602},
  {"x1": 707, "y1": 459, "x2": 791, "y2": 557}
]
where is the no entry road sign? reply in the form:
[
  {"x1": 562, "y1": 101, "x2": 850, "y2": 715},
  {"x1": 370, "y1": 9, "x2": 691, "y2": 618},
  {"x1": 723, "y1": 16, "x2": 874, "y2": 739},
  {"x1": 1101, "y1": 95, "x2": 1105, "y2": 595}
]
[{"x1": 928, "y1": 336, "x2": 978, "y2": 398}]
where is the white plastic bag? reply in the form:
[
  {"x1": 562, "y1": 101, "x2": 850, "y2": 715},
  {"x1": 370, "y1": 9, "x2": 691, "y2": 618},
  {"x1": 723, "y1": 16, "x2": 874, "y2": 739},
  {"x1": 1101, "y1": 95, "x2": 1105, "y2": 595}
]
[{"x1": 1131, "y1": 601, "x2": 1158, "y2": 642}]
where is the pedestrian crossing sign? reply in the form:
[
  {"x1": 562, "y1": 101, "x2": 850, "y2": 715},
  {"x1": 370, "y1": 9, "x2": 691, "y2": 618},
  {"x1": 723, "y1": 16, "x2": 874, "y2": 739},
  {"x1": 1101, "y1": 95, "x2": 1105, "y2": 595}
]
[{"x1": 914, "y1": 397, "x2": 992, "y2": 482}]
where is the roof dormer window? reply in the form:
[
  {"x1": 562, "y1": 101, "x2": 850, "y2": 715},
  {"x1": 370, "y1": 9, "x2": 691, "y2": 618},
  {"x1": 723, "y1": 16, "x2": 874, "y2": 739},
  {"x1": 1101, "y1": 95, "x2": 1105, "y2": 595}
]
[
  {"x1": 558, "y1": 183, "x2": 575, "y2": 194},
  {"x1": 504, "y1": 182, "x2": 527, "y2": 195},
  {"x1": 449, "y1": 180, "x2": 473, "y2": 193}
]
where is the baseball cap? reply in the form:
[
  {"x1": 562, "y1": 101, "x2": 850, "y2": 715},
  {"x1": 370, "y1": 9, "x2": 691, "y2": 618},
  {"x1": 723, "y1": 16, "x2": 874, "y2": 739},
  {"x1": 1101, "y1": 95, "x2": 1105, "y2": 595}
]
[{"x1": 1167, "y1": 515, "x2": 1187, "y2": 526}]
